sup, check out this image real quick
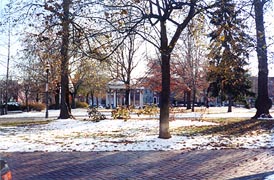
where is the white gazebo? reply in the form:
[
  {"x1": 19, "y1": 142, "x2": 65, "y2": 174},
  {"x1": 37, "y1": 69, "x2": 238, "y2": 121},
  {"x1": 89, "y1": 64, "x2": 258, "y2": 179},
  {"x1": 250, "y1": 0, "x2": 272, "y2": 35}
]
[{"x1": 106, "y1": 80, "x2": 144, "y2": 108}]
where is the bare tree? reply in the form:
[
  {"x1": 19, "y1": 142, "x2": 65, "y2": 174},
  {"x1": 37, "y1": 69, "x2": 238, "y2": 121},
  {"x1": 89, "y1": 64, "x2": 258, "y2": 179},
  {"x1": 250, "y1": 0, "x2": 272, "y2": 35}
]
[
  {"x1": 104, "y1": 0, "x2": 216, "y2": 138},
  {"x1": 109, "y1": 33, "x2": 144, "y2": 107},
  {"x1": 174, "y1": 17, "x2": 208, "y2": 112}
]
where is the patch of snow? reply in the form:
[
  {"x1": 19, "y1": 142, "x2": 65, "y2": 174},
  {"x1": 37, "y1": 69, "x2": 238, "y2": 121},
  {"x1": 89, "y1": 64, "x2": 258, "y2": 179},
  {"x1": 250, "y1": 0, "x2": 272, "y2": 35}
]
[
  {"x1": 0, "y1": 107, "x2": 274, "y2": 152},
  {"x1": 265, "y1": 174, "x2": 274, "y2": 180}
]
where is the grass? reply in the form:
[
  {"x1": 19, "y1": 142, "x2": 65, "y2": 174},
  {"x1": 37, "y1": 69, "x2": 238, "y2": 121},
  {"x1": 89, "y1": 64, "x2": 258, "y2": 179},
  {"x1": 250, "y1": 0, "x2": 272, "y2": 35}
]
[
  {"x1": 1, "y1": 107, "x2": 274, "y2": 138},
  {"x1": 0, "y1": 120, "x2": 52, "y2": 127},
  {"x1": 2, "y1": 117, "x2": 273, "y2": 138},
  {"x1": 172, "y1": 118, "x2": 274, "y2": 136}
]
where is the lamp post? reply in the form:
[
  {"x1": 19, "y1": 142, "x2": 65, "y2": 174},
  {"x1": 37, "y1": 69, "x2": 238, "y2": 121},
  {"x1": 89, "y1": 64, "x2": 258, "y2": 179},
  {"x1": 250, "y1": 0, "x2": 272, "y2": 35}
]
[
  {"x1": 0, "y1": 87, "x2": 3, "y2": 115},
  {"x1": 45, "y1": 63, "x2": 50, "y2": 118}
]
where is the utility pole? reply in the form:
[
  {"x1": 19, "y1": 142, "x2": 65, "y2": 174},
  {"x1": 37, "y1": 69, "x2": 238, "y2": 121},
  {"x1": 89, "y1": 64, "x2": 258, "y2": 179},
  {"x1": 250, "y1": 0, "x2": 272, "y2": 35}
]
[
  {"x1": 45, "y1": 63, "x2": 50, "y2": 118},
  {"x1": 4, "y1": 1, "x2": 11, "y2": 115}
]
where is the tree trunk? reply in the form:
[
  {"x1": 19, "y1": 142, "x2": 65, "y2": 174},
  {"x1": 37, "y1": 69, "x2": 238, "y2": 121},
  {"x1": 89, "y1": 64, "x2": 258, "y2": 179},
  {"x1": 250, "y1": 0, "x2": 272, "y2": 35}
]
[
  {"x1": 125, "y1": 40, "x2": 132, "y2": 108},
  {"x1": 159, "y1": 53, "x2": 171, "y2": 139},
  {"x1": 85, "y1": 93, "x2": 89, "y2": 104},
  {"x1": 253, "y1": 0, "x2": 272, "y2": 119},
  {"x1": 55, "y1": 84, "x2": 60, "y2": 110},
  {"x1": 71, "y1": 92, "x2": 76, "y2": 109},
  {"x1": 59, "y1": 0, "x2": 71, "y2": 119},
  {"x1": 205, "y1": 89, "x2": 209, "y2": 108},
  {"x1": 228, "y1": 94, "x2": 232, "y2": 112},
  {"x1": 36, "y1": 92, "x2": 39, "y2": 102},
  {"x1": 186, "y1": 90, "x2": 191, "y2": 110},
  {"x1": 96, "y1": 97, "x2": 99, "y2": 107},
  {"x1": 183, "y1": 91, "x2": 186, "y2": 107},
  {"x1": 159, "y1": 20, "x2": 171, "y2": 139},
  {"x1": 25, "y1": 90, "x2": 29, "y2": 112},
  {"x1": 91, "y1": 91, "x2": 94, "y2": 107},
  {"x1": 191, "y1": 88, "x2": 196, "y2": 112},
  {"x1": 125, "y1": 83, "x2": 130, "y2": 107}
]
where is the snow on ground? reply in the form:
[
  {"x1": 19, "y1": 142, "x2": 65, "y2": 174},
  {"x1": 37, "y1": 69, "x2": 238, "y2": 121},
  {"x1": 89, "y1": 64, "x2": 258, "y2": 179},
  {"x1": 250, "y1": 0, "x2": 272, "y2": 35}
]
[
  {"x1": 0, "y1": 107, "x2": 274, "y2": 152},
  {"x1": 266, "y1": 174, "x2": 274, "y2": 180}
]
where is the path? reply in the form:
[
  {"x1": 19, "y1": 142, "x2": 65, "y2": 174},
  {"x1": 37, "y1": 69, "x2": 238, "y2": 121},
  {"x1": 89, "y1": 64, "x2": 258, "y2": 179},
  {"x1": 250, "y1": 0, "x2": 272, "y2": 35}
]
[{"x1": 1, "y1": 148, "x2": 274, "y2": 180}]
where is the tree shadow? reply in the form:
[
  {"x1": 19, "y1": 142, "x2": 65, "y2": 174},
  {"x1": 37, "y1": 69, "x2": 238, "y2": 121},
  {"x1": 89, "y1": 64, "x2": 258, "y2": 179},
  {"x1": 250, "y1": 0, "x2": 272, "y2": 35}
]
[
  {"x1": 176, "y1": 119, "x2": 274, "y2": 136},
  {"x1": 194, "y1": 119, "x2": 274, "y2": 136}
]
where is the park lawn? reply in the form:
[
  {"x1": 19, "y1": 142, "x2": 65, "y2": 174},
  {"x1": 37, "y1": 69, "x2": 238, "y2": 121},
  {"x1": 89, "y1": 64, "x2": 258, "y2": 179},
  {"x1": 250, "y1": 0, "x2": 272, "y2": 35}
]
[{"x1": 172, "y1": 117, "x2": 274, "y2": 136}]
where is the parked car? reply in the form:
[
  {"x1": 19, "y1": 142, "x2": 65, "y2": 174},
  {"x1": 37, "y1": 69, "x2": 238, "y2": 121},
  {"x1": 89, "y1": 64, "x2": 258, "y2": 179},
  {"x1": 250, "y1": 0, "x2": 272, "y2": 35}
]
[
  {"x1": 2, "y1": 102, "x2": 22, "y2": 111},
  {"x1": 0, "y1": 158, "x2": 12, "y2": 180}
]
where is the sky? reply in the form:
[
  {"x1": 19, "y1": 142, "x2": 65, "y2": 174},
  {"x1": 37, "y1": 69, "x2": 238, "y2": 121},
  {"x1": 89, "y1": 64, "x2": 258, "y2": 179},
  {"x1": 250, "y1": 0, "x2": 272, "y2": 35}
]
[{"x1": 0, "y1": 1, "x2": 273, "y2": 79}]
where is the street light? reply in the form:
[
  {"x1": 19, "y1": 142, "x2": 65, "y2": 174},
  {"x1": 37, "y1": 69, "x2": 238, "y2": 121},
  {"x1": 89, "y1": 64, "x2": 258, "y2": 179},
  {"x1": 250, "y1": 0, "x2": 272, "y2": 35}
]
[{"x1": 45, "y1": 62, "x2": 50, "y2": 118}]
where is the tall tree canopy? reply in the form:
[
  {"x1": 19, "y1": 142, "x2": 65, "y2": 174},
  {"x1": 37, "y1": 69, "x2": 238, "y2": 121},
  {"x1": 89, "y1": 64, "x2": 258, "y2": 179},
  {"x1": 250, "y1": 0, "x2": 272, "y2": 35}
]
[{"x1": 6, "y1": 0, "x2": 110, "y2": 118}]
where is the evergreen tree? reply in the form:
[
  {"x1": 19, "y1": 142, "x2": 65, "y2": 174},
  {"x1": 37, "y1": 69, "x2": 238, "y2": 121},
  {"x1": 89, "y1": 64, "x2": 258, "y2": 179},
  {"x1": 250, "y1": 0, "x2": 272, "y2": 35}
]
[{"x1": 207, "y1": 0, "x2": 254, "y2": 112}]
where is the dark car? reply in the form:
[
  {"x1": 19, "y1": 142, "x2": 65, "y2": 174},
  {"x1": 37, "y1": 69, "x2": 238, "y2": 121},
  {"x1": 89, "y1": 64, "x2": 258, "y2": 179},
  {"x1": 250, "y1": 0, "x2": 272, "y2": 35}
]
[
  {"x1": 7, "y1": 102, "x2": 21, "y2": 111},
  {"x1": 0, "y1": 158, "x2": 12, "y2": 180}
]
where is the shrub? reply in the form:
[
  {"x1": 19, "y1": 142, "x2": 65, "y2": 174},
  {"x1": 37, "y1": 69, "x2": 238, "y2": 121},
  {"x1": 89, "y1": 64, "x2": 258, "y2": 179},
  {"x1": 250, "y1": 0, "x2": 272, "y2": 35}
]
[
  {"x1": 76, "y1": 101, "x2": 89, "y2": 108},
  {"x1": 111, "y1": 106, "x2": 130, "y2": 120},
  {"x1": 22, "y1": 103, "x2": 46, "y2": 112},
  {"x1": 135, "y1": 105, "x2": 159, "y2": 116}
]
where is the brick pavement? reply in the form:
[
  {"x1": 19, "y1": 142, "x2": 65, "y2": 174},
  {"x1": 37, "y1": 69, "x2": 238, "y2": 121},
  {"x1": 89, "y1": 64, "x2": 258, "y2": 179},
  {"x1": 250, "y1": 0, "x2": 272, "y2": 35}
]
[{"x1": 1, "y1": 148, "x2": 274, "y2": 180}]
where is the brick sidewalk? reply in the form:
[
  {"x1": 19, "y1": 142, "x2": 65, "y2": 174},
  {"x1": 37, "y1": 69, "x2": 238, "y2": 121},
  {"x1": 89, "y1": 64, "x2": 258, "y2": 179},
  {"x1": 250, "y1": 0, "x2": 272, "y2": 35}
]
[{"x1": 1, "y1": 148, "x2": 274, "y2": 180}]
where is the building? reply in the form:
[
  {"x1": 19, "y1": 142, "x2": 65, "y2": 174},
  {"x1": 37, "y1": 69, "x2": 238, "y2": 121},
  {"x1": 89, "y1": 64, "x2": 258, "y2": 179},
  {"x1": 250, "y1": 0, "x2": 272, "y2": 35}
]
[{"x1": 105, "y1": 80, "x2": 157, "y2": 108}]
